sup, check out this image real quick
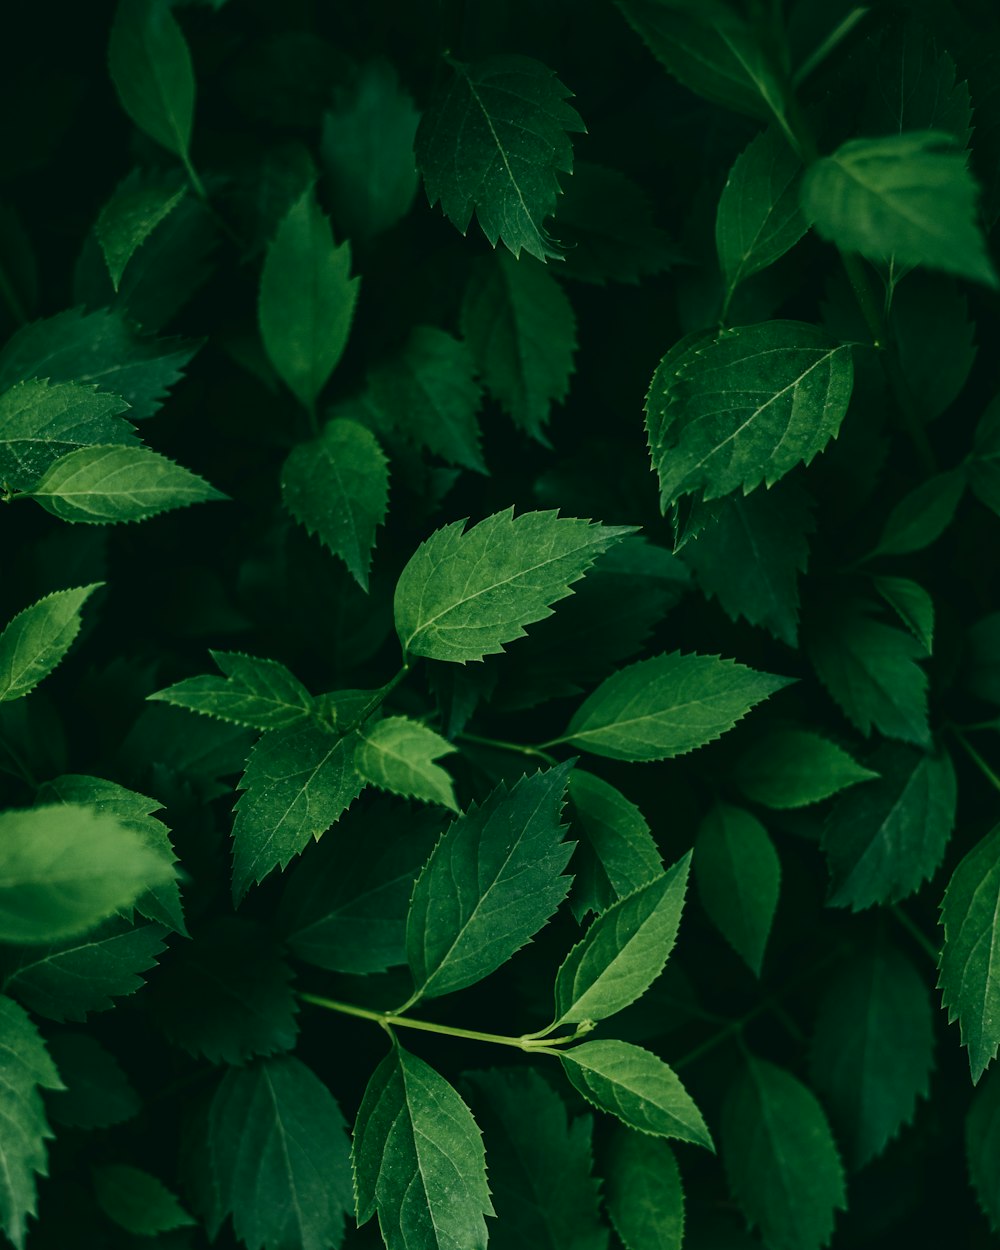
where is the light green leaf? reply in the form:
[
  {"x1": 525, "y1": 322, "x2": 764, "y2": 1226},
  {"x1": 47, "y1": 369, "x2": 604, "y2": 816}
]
[
  {"x1": 45, "y1": 1032, "x2": 139, "y2": 1130},
  {"x1": 603, "y1": 1127, "x2": 684, "y2": 1250},
  {"x1": 0, "y1": 585, "x2": 102, "y2": 702},
  {"x1": 801, "y1": 132, "x2": 997, "y2": 287},
  {"x1": 207, "y1": 1056, "x2": 353, "y2": 1250},
  {"x1": 560, "y1": 1040, "x2": 712, "y2": 1149},
  {"x1": 406, "y1": 762, "x2": 573, "y2": 1001},
  {"x1": 0, "y1": 996, "x2": 63, "y2": 1250},
  {"x1": 822, "y1": 741, "x2": 956, "y2": 909},
  {"x1": 93, "y1": 1165, "x2": 194, "y2": 1236},
  {"x1": 460, "y1": 250, "x2": 577, "y2": 442},
  {"x1": 568, "y1": 770, "x2": 662, "y2": 921},
  {"x1": 732, "y1": 728, "x2": 878, "y2": 809},
  {"x1": 0, "y1": 804, "x2": 174, "y2": 944},
  {"x1": 281, "y1": 417, "x2": 389, "y2": 590},
  {"x1": 0, "y1": 379, "x2": 135, "y2": 491},
  {"x1": 722, "y1": 1054, "x2": 846, "y2": 1250},
  {"x1": 96, "y1": 173, "x2": 186, "y2": 290},
  {"x1": 463, "y1": 1067, "x2": 608, "y2": 1250},
  {"x1": 353, "y1": 1041, "x2": 494, "y2": 1250},
  {"x1": 27, "y1": 445, "x2": 225, "y2": 524},
  {"x1": 394, "y1": 508, "x2": 632, "y2": 663},
  {"x1": 940, "y1": 825, "x2": 1000, "y2": 1082},
  {"x1": 809, "y1": 943, "x2": 934, "y2": 1166},
  {"x1": 357, "y1": 716, "x2": 457, "y2": 810},
  {"x1": 231, "y1": 718, "x2": 365, "y2": 901},
  {"x1": 868, "y1": 470, "x2": 965, "y2": 558},
  {"x1": 416, "y1": 54, "x2": 585, "y2": 261},
  {"x1": 560, "y1": 651, "x2": 791, "y2": 762},
  {"x1": 553, "y1": 854, "x2": 690, "y2": 1027},
  {"x1": 872, "y1": 576, "x2": 935, "y2": 654},
  {"x1": 694, "y1": 803, "x2": 779, "y2": 976},
  {"x1": 108, "y1": 0, "x2": 196, "y2": 160},
  {"x1": 716, "y1": 126, "x2": 807, "y2": 302},
  {"x1": 150, "y1": 649, "x2": 313, "y2": 732},
  {"x1": 647, "y1": 320, "x2": 854, "y2": 507},
  {"x1": 967, "y1": 1067, "x2": 1000, "y2": 1233},
  {"x1": 258, "y1": 185, "x2": 360, "y2": 412}
]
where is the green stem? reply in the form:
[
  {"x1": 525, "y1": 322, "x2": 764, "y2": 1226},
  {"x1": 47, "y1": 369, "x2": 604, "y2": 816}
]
[
  {"x1": 792, "y1": 7, "x2": 869, "y2": 86},
  {"x1": 456, "y1": 732, "x2": 557, "y2": 765},
  {"x1": 950, "y1": 727, "x2": 1000, "y2": 795},
  {"x1": 343, "y1": 662, "x2": 414, "y2": 735},
  {"x1": 181, "y1": 150, "x2": 208, "y2": 201},
  {"x1": 891, "y1": 905, "x2": 940, "y2": 963}
]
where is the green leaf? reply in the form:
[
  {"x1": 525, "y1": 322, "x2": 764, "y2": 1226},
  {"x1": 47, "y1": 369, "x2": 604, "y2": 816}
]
[
  {"x1": 357, "y1": 716, "x2": 457, "y2": 810},
  {"x1": 646, "y1": 320, "x2": 854, "y2": 507},
  {"x1": 694, "y1": 803, "x2": 780, "y2": 976},
  {"x1": 460, "y1": 251, "x2": 577, "y2": 442},
  {"x1": 45, "y1": 1032, "x2": 139, "y2": 1130},
  {"x1": 281, "y1": 417, "x2": 389, "y2": 590},
  {"x1": 96, "y1": 173, "x2": 186, "y2": 291},
  {"x1": 970, "y1": 394, "x2": 1000, "y2": 519},
  {"x1": 206, "y1": 1056, "x2": 353, "y2": 1250},
  {"x1": 279, "y1": 798, "x2": 442, "y2": 975},
  {"x1": 568, "y1": 770, "x2": 662, "y2": 921},
  {"x1": 27, "y1": 445, "x2": 225, "y2": 524},
  {"x1": 967, "y1": 1067, "x2": 1000, "y2": 1233},
  {"x1": 603, "y1": 1127, "x2": 684, "y2": 1250},
  {"x1": 0, "y1": 996, "x2": 62, "y2": 1250},
  {"x1": 732, "y1": 728, "x2": 878, "y2": 809},
  {"x1": 0, "y1": 585, "x2": 102, "y2": 702},
  {"x1": 406, "y1": 762, "x2": 574, "y2": 1001},
  {"x1": 231, "y1": 718, "x2": 365, "y2": 901},
  {"x1": 150, "y1": 650, "x2": 313, "y2": 732},
  {"x1": 416, "y1": 54, "x2": 585, "y2": 261},
  {"x1": 801, "y1": 132, "x2": 997, "y2": 288},
  {"x1": 872, "y1": 576, "x2": 935, "y2": 654},
  {"x1": 320, "y1": 59, "x2": 420, "y2": 241},
  {"x1": 0, "y1": 379, "x2": 135, "y2": 491},
  {"x1": 560, "y1": 651, "x2": 790, "y2": 762},
  {"x1": 560, "y1": 1040, "x2": 712, "y2": 1148},
  {"x1": 394, "y1": 508, "x2": 632, "y2": 663},
  {"x1": 807, "y1": 599, "x2": 930, "y2": 747},
  {"x1": 681, "y1": 479, "x2": 814, "y2": 646},
  {"x1": 353, "y1": 1040, "x2": 494, "y2": 1250},
  {"x1": 5, "y1": 919, "x2": 167, "y2": 1022},
  {"x1": 463, "y1": 1067, "x2": 608, "y2": 1250},
  {"x1": 258, "y1": 184, "x2": 360, "y2": 412},
  {"x1": 716, "y1": 126, "x2": 808, "y2": 302},
  {"x1": 940, "y1": 825, "x2": 1000, "y2": 1082},
  {"x1": 822, "y1": 741, "x2": 956, "y2": 908},
  {"x1": 888, "y1": 273, "x2": 977, "y2": 423},
  {"x1": 809, "y1": 943, "x2": 934, "y2": 1166},
  {"x1": 108, "y1": 0, "x2": 196, "y2": 160},
  {"x1": 553, "y1": 854, "x2": 690, "y2": 1027},
  {"x1": 868, "y1": 470, "x2": 965, "y2": 558},
  {"x1": 861, "y1": 25, "x2": 972, "y2": 148},
  {"x1": 0, "y1": 307, "x2": 199, "y2": 420},
  {"x1": 722, "y1": 1054, "x2": 846, "y2": 1250},
  {"x1": 93, "y1": 1165, "x2": 194, "y2": 1236},
  {"x1": 0, "y1": 803, "x2": 175, "y2": 944}
]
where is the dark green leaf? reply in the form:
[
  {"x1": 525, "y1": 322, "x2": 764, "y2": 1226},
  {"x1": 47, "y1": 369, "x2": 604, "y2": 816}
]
[
  {"x1": 568, "y1": 770, "x2": 662, "y2": 921},
  {"x1": 93, "y1": 1165, "x2": 194, "y2": 1236},
  {"x1": 108, "y1": 0, "x2": 196, "y2": 160},
  {"x1": 971, "y1": 394, "x2": 1000, "y2": 519},
  {"x1": 603, "y1": 1127, "x2": 684, "y2": 1250},
  {"x1": 868, "y1": 470, "x2": 965, "y2": 558},
  {"x1": 872, "y1": 576, "x2": 935, "y2": 654},
  {"x1": 732, "y1": 728, "x2": 877, "y2": 809},
  {"x1": 45, "y1": 1032, "x2": 139, "y2": 1129},
  {"x1": 967, "y1": 1066, "x2": 1000, "y2": 1233}
]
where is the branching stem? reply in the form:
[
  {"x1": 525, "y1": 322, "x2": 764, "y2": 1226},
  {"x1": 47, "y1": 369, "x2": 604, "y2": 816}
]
[{"x1": 456, "y1": 732, "x2": 558, "y2": 765}]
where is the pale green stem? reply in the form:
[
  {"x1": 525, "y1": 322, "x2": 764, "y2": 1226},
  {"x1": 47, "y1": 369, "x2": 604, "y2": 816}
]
[{"x1": 456, "y1": 732, "x2": 557, "y2": 766}]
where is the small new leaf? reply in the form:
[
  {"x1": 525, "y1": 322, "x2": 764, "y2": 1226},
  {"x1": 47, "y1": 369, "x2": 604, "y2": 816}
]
[
  {"x1": 357, "y1": 716, "x2": 457, "y2": 810},
  {"x1": 0, "y1": 585, "x2": 102, "y2": 702}
]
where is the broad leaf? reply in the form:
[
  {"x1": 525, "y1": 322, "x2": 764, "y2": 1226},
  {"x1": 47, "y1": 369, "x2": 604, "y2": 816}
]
[
  {"x1": 108, "y1": 0, "x2": 196, "y2": 160},
  {"x1": 647, "y1": 320, "x2": 854, "y2": 507},
  {"x1": 809, "y1": 943, "x2": 934, "y2": 1166},
  {"x1": 353, "y1": 1041, "x2": 493, "y2": 1250},
  {"x1": 0, "y1": 585, "x2": 102, "y2": 702},
  {"x1": 206, "y1": 1056, "x2": 353, "y2": 1250},
  {"x1": 872, "y1": 576, "x2": 935, "y2": 654},
  {"x1": 868, "y1": 470, "x2": 965, "y2": 558},
  {"x1": 722, "y1": 1054, "x2": 846, "y2": 1250},
  {"x1": 96, "y1": 173, "x2": 186, "y2": 290},
  {"x1": 603, "y1": 1128, "x2": 684, "y2": 1250},
  {"x1": 231, "y1": 718, "x2": 365, "y2": 900},
  {"x1": 93, "y1": 1165, "x2": 194, "y2": 1236},
  {"x1": 801, "y1": 132, "x2": 997, "y2": 288},
  {"x1": 694, "y1": 803, "x2": 780, "y2": 975},
  {"x1": 27, "y1": 445, "x2": 225, "y2": 524},
  {"x1": 357, "y1": 716, "x2": 457, "y2": 810},
  {"x1": 553, "y1": 854, "x2": 690, "y2": 1026},
  {"x1": 460, "y1": 251, "x2": 577, "y2": 441},
  {"x1": 0, "y1": 996, "x2": 62, "y2": 1250},
  {"x1": 568, "y1": 770, "x2": 662, "y2": 921},
  {"x1": 0, "y1": 804, "x2": 174, "y2": 944},
  {"x1": 822, "y1": 741, "x2": 956, "y2": 908},
  {"x1": 416, "y1": 54, "x2": 585, "y2": 261},
  {"x1": 861, "y1": 25, "x2": 972, "y2": 148},
  {"x1": 0, "y1": 379, "x2": 135, "y2": 491},
  {"x1": 559, "y1": 651, "x2": 790, "y2": 761},
  {"x1": 45, "y1": 1032, "x2": 139, "y2": 1130},
  {"x1": 150, "y1": 650, "x2": 313, "y2": 732},
  {"x1": 732, "y1": 728, "x2": 877, "y2": 809},
  {"x1": 967, "y1": 1067, "x2": 1000, "y2": 1233},
  {"x1": 560, "y1": 1039, "x2": 713, "y2": 1148},
  {"x1": 258, "y1": 185, "x2": 360, "y2": 412},
  {"x1": 281, "y1": 417, "x2": 389, "y2": 590},
  {"x1": 394, "y1": 508, "x2": 631, "y2": 663},
  {"x1": 406, "y1": 762, "x2": 573, "y2": 1001}
]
